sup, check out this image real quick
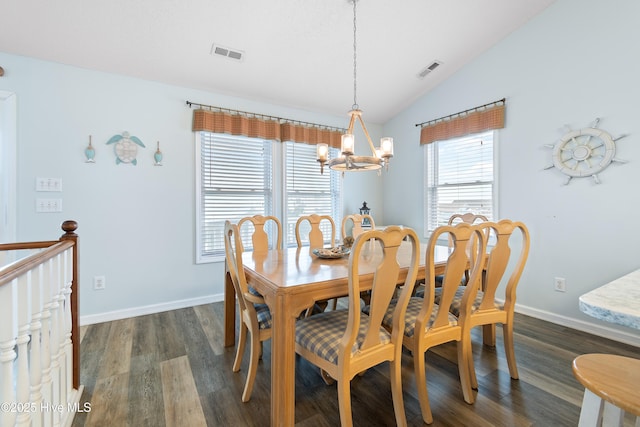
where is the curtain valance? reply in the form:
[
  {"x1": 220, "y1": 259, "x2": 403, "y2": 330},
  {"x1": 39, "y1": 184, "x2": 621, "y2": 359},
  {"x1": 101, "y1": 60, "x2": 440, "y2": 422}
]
[
  {"x1": 191, "y1": 107, "x2": 343, "y2": 147},
  {"x1": 418, "y1": 100, "x2": 505, "y2": 145}
]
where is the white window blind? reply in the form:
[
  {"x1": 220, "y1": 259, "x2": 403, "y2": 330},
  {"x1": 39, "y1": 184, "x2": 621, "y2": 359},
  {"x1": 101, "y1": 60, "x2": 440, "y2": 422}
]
[
  {"x1": 196, "y1": 133, "x2": 273, "y2": 262},
  {"x1": 424, "y1": 131, "x2": 494, "y2": 233},
  {"x1": 284, "y1": 141, "x2": 342, "y2": 247}
]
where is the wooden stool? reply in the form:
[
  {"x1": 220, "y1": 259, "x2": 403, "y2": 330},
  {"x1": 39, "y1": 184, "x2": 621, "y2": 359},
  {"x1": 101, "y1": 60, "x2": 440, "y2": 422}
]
[{"x1": 572, "y1": 353, "x2": 640, "y2": 427}]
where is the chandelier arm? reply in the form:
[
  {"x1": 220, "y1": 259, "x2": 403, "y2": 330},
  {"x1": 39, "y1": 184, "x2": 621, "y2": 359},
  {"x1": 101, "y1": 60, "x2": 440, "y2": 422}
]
[
  {"x1": 347, "y1": 113, "x2": 357, "y2": 134},
  {"x1": 356, "y1": 114, "x2": 378, "y2": 156}
]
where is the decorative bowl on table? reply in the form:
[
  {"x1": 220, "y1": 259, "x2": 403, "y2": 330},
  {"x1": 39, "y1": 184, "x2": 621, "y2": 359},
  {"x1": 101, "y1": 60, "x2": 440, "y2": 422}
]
[{"x1": 312, "y1": 245, "x2": 351, "y2": 259}]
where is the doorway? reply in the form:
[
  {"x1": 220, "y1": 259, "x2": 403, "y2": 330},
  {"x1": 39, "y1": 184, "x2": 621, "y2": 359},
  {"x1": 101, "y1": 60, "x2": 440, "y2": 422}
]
[{"x1": 0, "y1": 90, "x2": 17, "y2": 246}]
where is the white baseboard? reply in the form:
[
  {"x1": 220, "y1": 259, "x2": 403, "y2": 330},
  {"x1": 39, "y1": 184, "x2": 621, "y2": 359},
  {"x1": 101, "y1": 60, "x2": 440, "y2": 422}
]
[
  {"x1": 514, "y1": 302, "x2": 640, "y2": 348},
  {"x1": 79, "y1": 293, "x2": 225, "y2": 325},
  {"x1": 80, "y1": 294, "x2": 640, "y2": 348}
]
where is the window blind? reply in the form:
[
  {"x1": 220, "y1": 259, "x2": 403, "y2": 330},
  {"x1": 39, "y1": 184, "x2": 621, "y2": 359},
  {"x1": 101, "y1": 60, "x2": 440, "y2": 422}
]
[
  {"x1": 425, "y1": 131, "x2": 494, "y2": 233},
  {"x1": 285, "y1": 141, "x2": 342, "y2": 246},
  {"x1": 197, "y1": 133, "x2": 273, "y2": 260}
]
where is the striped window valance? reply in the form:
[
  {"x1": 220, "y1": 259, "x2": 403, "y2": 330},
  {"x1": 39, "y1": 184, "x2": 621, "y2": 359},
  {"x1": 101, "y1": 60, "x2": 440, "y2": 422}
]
[
  {"x1": 419, "y1": 99, "x2": 505, "y2": 145},
  {"x1": 192, "y1": 108, "x2": 343, "y2": 147}
]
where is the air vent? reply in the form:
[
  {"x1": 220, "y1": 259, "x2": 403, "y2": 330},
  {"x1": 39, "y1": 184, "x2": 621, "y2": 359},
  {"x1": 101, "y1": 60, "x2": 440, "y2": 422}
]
[
  {"x1": 417, "y1": 60, "x2": 442, "y2": 79},
  {"x1": 211, "y1": 44, "x2": 244, "y2": 62}
]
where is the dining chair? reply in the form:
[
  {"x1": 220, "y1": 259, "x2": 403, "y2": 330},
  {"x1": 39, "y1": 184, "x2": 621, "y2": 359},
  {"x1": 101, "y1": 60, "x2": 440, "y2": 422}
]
[
  {"x1": 295, "y1": 226, "x2": 420, "y2": 427},
  {"x1": 296, "y1": 214, "x2": 338, "y2": 314},
  {"x1": 295, "y1": 214, "x2": 336, "y2": 249},
  {"x1": 223, "y1": 220, "x2": 272, "y2": 402},
  {"x1": 435, "y1": 219, "x2": 530, "y2": 401},
  {"x1": 237, "y1": 214, "x2": 282, "y2": 251},
  {"x1": 379, "y1": 222, "x2": 487, "y2": 424},
  {"x1": 340, "y1": 213, "x2": 375, "y2": 241},
  {"x1": 446, "y1": 212, "x2": 488, "y2": 284}
]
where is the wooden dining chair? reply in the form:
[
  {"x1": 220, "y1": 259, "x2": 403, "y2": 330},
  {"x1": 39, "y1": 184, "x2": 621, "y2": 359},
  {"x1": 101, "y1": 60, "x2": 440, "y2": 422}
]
[
  {"x1": 295, "y1": 214, "x2": 336, "y2": 249},
  {"x1": 296, "y1": 214, "x2": 338, "y2": 314},
  {"x1": 237, "y1": 214, "x2": 282, "y2": 251},
  {"x1": 340, "y1": 213, "x2": 375, "y2": 241},
  {"x1": 223, "y1": 220, "x2": 272, "y2": 402},
  {"x1": 379, "y1": 222, "x2": 487, "y2": 424},
  {"x1": 436, "y1": 219, "x2": 530, "y2": 402},
  {"x1": 295, "y1": 226, "x2": 420, "y2": 427}
]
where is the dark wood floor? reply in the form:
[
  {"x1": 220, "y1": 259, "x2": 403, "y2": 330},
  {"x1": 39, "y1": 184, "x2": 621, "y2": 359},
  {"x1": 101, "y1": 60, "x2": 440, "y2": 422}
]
[{"x1": 72, "y1": 301, "x2": 639, "y2": 426}]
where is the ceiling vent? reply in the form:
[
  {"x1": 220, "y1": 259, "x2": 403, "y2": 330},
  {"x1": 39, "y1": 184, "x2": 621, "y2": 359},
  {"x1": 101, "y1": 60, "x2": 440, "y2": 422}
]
[
  {"x1": 211, "y1": 44, "x2": 244, "y2": 62},
  {"x1": 417, "y1": 60, "x2": 442, "y2": 79}
]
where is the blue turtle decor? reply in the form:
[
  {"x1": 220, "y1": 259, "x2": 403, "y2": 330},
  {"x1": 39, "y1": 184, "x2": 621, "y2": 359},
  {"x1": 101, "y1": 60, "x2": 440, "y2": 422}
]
[{"x1": 106, "y1": 131, "x2": 145, "y2": 165}]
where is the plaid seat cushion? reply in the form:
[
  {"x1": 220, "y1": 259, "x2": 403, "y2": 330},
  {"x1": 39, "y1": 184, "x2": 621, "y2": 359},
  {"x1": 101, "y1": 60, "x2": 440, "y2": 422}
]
[
  {"x1": 378, "y1": 298, "x2": 458, "y2": 337},
  {"x1": 254, "y1": 303, "x2": 272, "y2": 329},
  {"x1": 249, "y1": 286, "x2": 262, "y2": 297},
  {"x1": 295, "y1": 310, "x2": 391, "y2": 364},
  {"x1": 433, "y1": 286, "x2": 501, "y2": 317}
]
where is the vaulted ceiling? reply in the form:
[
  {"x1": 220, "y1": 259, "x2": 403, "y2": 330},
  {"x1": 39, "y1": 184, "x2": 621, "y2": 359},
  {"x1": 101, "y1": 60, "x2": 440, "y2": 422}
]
[{"x1": 0, "y1": 0, "x2": 556, "y2": 123}]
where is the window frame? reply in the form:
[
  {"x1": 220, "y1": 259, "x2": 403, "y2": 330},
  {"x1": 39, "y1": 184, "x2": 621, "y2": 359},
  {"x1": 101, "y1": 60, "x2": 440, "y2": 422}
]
[{"x1": 423, "y1": 130, "x2": 499, "y2": 237}]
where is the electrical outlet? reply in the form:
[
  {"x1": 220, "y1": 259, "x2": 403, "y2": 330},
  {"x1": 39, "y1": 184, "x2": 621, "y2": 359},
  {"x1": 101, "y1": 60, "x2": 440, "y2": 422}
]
[
  {"x1": 94, "y1": 276, "x2": 106, "y2": 290},
  {"x1": 554, "y1": 277, "x2": 566, "y2": 292}
]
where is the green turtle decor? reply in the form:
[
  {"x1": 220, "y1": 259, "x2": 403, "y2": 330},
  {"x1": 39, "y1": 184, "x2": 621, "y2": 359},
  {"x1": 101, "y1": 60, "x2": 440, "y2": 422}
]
[{"x1": 106, "y1": 131, "x2": 145, "y2": 165}]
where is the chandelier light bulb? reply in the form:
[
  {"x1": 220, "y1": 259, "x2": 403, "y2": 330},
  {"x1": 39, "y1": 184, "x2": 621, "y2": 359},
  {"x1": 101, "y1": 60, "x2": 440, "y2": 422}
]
[
  {"x1": 341, "y1": 134, "x2": 355, "y2": 155},
  {"x1": 380, "y1": 137, "x2": 394, "y2": 158},
  {"x1": 316, "y1": 143, "x2": 329, "y2": 162}
]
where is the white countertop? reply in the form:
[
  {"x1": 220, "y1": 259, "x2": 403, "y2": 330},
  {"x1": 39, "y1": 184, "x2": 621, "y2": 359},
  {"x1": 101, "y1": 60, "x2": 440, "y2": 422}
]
[{"x1": 579, "y1": 268, "x2": 640, "y2": 330}]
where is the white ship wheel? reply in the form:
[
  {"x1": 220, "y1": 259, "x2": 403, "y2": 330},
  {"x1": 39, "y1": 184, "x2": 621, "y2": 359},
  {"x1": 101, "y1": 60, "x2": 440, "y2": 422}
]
[{"x1": 544, "y1": 118, "x2": 628, "y2": 185}]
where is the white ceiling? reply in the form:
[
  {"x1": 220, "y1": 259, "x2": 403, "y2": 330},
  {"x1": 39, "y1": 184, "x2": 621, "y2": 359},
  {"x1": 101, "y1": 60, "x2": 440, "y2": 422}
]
[{"x1": 0, "y1": 0, "x2": 556, "y2": 124}]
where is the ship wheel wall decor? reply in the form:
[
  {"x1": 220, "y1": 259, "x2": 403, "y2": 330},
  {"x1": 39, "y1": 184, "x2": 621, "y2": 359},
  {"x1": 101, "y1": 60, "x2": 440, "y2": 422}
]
[{"x1": 544, "y1": 118, "x2": 628, "y2": 185}]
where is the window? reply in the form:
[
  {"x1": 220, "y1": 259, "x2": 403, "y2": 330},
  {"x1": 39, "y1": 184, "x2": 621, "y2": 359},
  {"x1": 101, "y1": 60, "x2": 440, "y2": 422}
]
[
  {"x1": 424, "y1": 131, "x2": 495, "y2": 234},
  {"x1": 196, "y1": 133, "x2": 273, "y2": 262},
  {"x1": 196, "y1": 133, "x2": 342, "y2": 263},
  {"x1": 284, "y1": 141, "x2": 342, "y2": 247}
]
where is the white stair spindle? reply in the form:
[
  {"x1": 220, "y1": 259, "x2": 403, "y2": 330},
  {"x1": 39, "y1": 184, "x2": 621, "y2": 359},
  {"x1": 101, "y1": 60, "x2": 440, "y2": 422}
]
[
  {"x1": 0, "y1": 279, "x2": 18, "y2": 427},
  {"x1": 16, "y1": 273, "x2": 33, "y2": 427}
]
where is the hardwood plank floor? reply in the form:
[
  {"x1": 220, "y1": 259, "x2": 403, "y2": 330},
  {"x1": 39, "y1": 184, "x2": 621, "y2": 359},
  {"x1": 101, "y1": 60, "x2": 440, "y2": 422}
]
[{"x1": 72, "y1": 302, "x2": 639, "y2": 426}]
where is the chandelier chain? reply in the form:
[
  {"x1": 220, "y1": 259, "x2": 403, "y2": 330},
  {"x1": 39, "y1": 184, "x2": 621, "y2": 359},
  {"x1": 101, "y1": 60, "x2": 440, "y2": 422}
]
[{"x1": 352, "y1": 0, "x2": 358, "y2": 110}]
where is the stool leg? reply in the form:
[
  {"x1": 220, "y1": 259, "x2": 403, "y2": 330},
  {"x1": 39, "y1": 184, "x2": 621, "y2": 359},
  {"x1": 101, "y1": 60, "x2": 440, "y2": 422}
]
[
  {"x1": 602, "y1": 402, "x2": 624, "y2": 427},
  {"x1": 578, "y1": 388, "x2": 604, "y2": 427}
]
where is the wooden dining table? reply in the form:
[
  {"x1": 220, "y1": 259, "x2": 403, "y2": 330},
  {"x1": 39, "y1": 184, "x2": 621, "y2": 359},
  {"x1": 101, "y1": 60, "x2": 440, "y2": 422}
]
[{"x1": 223, "y1": 241, "x2": 455, "y2": 426}]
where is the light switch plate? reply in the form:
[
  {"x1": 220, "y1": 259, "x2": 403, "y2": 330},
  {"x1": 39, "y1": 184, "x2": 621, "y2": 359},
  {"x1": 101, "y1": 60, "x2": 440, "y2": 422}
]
[{"x1": 36, "y1": 177, "x2": 63, "y2": 192}]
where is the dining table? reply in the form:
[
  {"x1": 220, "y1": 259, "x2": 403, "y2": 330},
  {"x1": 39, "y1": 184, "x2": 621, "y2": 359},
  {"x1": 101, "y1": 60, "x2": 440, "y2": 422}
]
[{"x1": 223, "y1": 240, "x2": 459, "y2": 426}]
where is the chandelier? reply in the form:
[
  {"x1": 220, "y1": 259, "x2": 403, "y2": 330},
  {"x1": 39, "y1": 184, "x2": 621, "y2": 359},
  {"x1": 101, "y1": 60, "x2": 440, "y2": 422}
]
[{"x1": 317, "y1": 0, "x2": 394, "y2": 174}]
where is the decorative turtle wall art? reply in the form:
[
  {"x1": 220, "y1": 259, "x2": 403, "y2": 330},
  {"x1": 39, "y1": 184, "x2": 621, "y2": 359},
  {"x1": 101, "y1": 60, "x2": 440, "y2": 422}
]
[{"x1": 106, "y1": 131, "x2": 145, "y2": 165}]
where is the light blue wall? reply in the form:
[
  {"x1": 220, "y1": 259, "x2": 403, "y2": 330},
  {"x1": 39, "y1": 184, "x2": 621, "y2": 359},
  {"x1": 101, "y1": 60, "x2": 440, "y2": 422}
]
[
  {"x1": 382, "y1": 0, "x2": 640, "y2": 343},
  {"x1": 0, "y1": 52, "x2": 383, "y2": 321}
]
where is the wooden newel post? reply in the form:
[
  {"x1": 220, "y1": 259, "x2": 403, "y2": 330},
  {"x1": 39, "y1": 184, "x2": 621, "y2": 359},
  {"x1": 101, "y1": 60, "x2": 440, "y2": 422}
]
[{"x1": 59, "y1": 220, "x2": 80, "y2": 389}]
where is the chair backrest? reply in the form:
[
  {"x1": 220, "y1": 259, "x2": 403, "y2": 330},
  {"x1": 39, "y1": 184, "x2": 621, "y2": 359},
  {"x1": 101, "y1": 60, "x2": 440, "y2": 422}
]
[
  {"x1": 448, "y1": 212, "x2": 489, "y2": 226},
  {"x1": 341, "y1": 213, "x2": 375, "y2": 240},
  {"x1": 295, "y1": 214, "x2": 335, "y2": 249},
  {"x1": 224, "y1": 221, "x2": 253, "y2": 314},
  {"x1": 471, "y1": 219, "x2": 530, "y2": 314},
  {"x1": 421, "y1": 223, "x2": 487, "y2": 329},
  {"x1": 238, "y1": 215, "x2": 282, "y2": 251},
  {"x1": 343, "y1": 226, "x2": 419, "y2": 363},
  {"x1": 447, "y1": 212, "x2": 488, "y2": 264}
]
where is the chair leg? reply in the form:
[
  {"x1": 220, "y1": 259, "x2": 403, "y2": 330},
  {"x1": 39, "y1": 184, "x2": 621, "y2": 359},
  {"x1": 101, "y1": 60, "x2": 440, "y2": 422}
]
[
  {"x1": 233, "y1": 322, "x2": 248, "y2": 372},
  {"x1": 457, "y1": 338, "x2": 476, "y2": 404},
  {"x1": 337, "y1": 379, "x2": 354, "y2": 427},
  {"x1": 241, "y1": 330, "x2": 260, "y2": 402},
  {"x1": 413, "y1": 350, "x2": 434, "y2": 424},
  {"x1": 502, "y1": 322, "x2": 519, "y2": 380},
  {"x1": 390, "y1": 359, "x2": 408, "y2": 427}
]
